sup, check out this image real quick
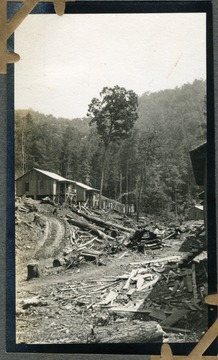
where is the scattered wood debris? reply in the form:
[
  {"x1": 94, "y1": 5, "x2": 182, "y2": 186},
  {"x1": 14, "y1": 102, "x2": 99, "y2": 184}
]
[{"x1": 15, "y1": 198, "x2": 208, "y2": 344}]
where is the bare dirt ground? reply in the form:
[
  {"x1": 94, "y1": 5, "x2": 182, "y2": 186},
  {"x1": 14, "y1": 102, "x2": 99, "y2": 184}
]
[{"x1": 15, "y1": 199, "x2": 208, "y2": 345}]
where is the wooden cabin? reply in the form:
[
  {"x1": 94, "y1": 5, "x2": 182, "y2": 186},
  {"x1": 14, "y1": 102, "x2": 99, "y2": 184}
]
[
  {"x1": 70, "y1": 181, "x2": 99, "y2": 205},
  {"x1": 16, "y1": 168, "x2": 125, "y2": 213},
  {"x1": 15, "y1": 168, "x2": 76, "y2": 203}
]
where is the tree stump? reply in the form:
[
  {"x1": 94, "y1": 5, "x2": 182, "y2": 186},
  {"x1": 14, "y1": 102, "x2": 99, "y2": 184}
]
[{"x1": 27, "y1": 263, "x2": 40, "y2": 280}]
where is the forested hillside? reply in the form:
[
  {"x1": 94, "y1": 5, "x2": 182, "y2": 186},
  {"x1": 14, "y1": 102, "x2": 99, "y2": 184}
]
[{"x1": 15, "y1": 79, "x2": 206, "y2": 220}]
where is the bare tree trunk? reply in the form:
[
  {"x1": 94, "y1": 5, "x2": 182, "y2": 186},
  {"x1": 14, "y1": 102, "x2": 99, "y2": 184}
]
[
  {"x1": 125, "y1": 160, "x2": 129, "y2": 214},
  {"x1": 114, "y1": 180, "x2": 117, "y2": 201},
  {"x1": 119, "y1": 171, "x2": 122, "y2": 200},
  {"x1": 99, "y1": 146, "x2": 107, "y2": 209},
  {"x1": 174, "y1": 187, "x2": 178, "y2": 220},
  {"x1": 136, "y1": 171, "x2": 145, "y2": 222},
  {"x1": 21, "y1": 130, "x2": 25, "y2": 174}
]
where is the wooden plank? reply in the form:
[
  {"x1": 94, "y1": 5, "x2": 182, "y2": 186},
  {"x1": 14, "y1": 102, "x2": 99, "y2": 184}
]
[
  {"x1": 123, "y1": 269, "x2": 138, "y2": 290},
  {"x1": 137, "y1": 275, "x2": 159, "y2": 291},
  {"x1": 99, "y1": 290, "x2": 118, "y2": 305},
  {"x1": 130, "y1": 255, "x2": 181, "y2": 266},
  {"x1": 136, "y1": 275, "x2": 145, "y2": 290},
  {"x1": 192, "y1": 263, "x2": 198, "y2": 298},
  {"x1": 108, "y1": 306, "x2": 151, "y2": 315}
]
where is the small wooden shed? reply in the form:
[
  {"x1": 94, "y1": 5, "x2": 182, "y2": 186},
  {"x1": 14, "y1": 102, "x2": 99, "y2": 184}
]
[
  {"x1": 190, "y1": 142, "x2": 207, "y2": 228},
  {"x1": 189, "y1": 204, "x2": 204, "y2": 220},
  {"x1": 70, "y1": 181, "x2": 99, "y2": 205},
  {"x1": 15, "y1": 168, "x2": 75, "y2": 203}
]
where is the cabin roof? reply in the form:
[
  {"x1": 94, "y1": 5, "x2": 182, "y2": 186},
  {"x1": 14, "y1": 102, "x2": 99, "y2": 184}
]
[
  {"x1": 34, "y1": 168, "x2": 72, "y2": 182},
  {"x1": 16, "y1": 168, "x2": 72, "y2": 183},
  {"x1": 72, "y1": 180, "x2": 99, "y2": 192}
]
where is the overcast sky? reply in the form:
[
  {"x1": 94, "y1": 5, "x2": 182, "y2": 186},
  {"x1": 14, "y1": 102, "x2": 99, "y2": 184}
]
[{"x1": 15, "y1": 13, "x2": 206, "y2": 119}]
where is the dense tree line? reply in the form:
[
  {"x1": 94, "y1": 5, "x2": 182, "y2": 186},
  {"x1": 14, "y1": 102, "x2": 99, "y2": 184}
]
[{"x1": 15, "y1": 79, "x2": 206, "y2": 220}]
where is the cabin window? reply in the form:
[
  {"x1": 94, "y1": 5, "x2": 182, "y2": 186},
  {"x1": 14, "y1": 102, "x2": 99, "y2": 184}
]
[{"x1": 25, "y1": 181, "x2": 29, "y2": 192}]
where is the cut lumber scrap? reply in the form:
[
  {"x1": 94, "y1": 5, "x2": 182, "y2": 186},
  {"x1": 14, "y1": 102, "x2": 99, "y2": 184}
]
[
  {"x1": 71, "y1": 209, "x2": 134, "y2": 233},
  {"x1": 93, "y1": 321, "x2": 164, "y2": 343},
  {"x1": 136, "y1": 275, "x2": 144, "y2": 290},
  {"x1": 183, "y1": 300, "x2": 196, "y2": 311},
  {"x1": 80, "y1": 249, "x2": 102, "y2": 256},
  {"x1": 137, "y1": 275, "x2": 159, "y2": 291},
  {"x1": 193, "y1": 251, "x2": 207, "y2": 263},
  {"x1": 160, "y1": 309, "x2": 189, "y2": 327},
  {"x1": 91, "y1": 281, "x2": 120, "y2": 293},
  {"x1": 132, "y1": 273, "x2": 153, "y2": 283},
  {"x1": 108, "y1": 306, "x2": 150, "y2": 315},
  {"x1": 118, "y1": 251, "x2": 128, "y2": 260},
  {"x1": 171, "y1": 280, "x2": 180, "y2": 295},
  {"x1": 162, "y1": 232, "x2": 176, "y2": 241},
  {"x1": 130, "y1": 255, "x2": 181, "y2": 266},
  {"x1": 80, "y1": 237, "x2": 99, "y2": 248},
  {"x1": 66, "y1": 216, "x2": 114, "y2": 241},
  {"x1": 123, "y1": 269, "x2": 138, "y2": 290},
  {"x1": 99, "y1": 290, "x2": 118, "y2": 305},
  {"x1": 127, "y1": 288, "x2": 135, "y2": 296}
]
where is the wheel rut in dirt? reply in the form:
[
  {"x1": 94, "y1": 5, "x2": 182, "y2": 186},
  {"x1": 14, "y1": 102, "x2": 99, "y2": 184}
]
[{"x1": 33, "y1": 216, "x2": 66, "y2": 260}]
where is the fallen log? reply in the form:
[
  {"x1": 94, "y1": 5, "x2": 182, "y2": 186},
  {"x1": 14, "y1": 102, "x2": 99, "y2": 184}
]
[
  {"x1": 66, "y1": 216, "x2": 114, "y2": 241},
  {"x1": 21, "y1": 296, "x2": 48, "y2": 309},
  {"x1": 70, "y1": 209, "x2": 134, "y2": 233},
  {"x1": 161, "y1": 310, "x2": 189, "y2": 327},
  {"x1": 107, "y1": 306, "x2": 173, "y2": 316},
  {"x1": 162, "y1": 326, "x2": 191, "y2": 334},
  {"x1": 80, "y1": 248, "x2": 102, "y2": 256},
  {"x1": 93, "y1": 321, "x2": 164, "y2": 343}
]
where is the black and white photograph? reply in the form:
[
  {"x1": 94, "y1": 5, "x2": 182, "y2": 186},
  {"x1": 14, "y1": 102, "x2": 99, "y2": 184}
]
[{"x1": 13, "y1": 9, "x2": 213, "y2": 348}]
